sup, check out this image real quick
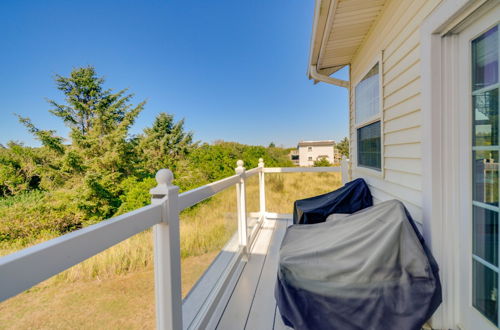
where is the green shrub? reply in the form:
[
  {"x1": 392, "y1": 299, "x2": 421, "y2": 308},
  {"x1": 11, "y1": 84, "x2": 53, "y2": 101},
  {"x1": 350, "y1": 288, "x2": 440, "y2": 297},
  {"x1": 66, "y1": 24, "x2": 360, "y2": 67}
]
[
  {"x1": 313, "y1": 158, "x2": 331, "y2": 167},
  {"x1": 0, "y1": 189, "x2": 83, "y2": 244},
  {"x1": 115, "y1": 177, "x2": 157, "y2": 215}
]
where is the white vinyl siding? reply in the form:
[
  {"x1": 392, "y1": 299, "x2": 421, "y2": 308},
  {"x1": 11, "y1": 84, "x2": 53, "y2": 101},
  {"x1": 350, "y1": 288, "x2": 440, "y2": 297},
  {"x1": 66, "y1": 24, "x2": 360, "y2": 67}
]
[{"x1": 349, "y1": 0, "x2": 443, "y2": 224}]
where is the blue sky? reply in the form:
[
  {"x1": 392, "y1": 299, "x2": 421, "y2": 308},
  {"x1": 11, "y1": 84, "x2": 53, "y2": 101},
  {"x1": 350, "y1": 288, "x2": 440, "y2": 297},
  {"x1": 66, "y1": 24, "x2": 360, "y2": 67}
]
[{"x1": 0, "y1": 0, "x2": 348, "y2": 148}]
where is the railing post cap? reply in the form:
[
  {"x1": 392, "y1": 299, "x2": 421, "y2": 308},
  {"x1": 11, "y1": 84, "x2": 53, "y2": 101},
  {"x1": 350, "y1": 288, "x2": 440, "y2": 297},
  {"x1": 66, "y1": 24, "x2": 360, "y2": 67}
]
[
  {"x1": 150, "y1": 169, "x2": 174, "y2": 198},
  {"x1": 236, "y1": 160, "x2": 245, "y2": 175},
  {"x1": 156, "y1": 169, "x2": 174, "y2": 187}
]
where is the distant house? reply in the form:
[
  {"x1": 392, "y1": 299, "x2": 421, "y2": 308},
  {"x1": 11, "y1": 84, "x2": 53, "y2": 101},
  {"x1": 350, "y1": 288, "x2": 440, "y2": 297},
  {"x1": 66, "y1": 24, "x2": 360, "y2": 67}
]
[{"x1": 297, "y1": 140, "x2": 337, "y2": 166}]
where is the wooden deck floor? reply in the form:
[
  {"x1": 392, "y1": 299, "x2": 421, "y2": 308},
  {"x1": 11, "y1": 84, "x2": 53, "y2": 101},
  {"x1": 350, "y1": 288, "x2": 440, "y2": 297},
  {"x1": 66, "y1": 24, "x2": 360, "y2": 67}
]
[{"x1": 213, "y1": 216, "x2": 292, "y2": 330}]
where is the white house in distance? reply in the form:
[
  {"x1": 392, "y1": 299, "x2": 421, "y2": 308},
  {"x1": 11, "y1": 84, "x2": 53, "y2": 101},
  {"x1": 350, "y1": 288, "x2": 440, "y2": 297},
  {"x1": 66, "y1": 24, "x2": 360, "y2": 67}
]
[
  {"x1": 297, "y1": 140, "x2": 337, "y2": 166},
  {"x1": 308, "y1": 0, "x2": 499, "y2": 329}
]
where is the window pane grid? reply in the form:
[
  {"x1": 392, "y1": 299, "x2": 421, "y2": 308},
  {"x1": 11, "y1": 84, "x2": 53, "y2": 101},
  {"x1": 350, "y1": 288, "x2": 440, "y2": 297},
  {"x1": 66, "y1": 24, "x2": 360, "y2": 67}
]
[
  {"x1": 473, "y1": 146, "x2": 500, "y2": 151},
  {"x1": 474, "y1": 200, "x2": 500, "y2": 212},
  {"x1": 474, "y1": 254, "x2": 500, "y2": 273},
  {"x1": 473, "y1": 82, "x2": 500, "y2": 96}
]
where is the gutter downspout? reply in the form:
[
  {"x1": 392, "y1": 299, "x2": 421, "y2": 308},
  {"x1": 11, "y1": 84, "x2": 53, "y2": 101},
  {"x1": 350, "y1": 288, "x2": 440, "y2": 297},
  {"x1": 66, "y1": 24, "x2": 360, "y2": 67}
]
[
  {"x1": 309, "y1": 65, "x2": 349, "y2": 88},
  {"x1": 308, "y1": 0, "x2": 349, "y2": 89}
]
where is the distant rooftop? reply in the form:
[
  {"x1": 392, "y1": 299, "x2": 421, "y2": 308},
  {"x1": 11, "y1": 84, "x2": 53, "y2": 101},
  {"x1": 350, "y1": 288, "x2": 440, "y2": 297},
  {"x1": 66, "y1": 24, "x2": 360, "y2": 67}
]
[{"x1": 298, "y1": 140, "x2": 335, "y2": 147}]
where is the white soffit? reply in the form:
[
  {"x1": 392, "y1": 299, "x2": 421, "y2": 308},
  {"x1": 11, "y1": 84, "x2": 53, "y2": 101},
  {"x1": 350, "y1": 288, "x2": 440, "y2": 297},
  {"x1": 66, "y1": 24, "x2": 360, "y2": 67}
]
[{"x1": 313, "y1": 0, "x2": 386, "y2": 73}]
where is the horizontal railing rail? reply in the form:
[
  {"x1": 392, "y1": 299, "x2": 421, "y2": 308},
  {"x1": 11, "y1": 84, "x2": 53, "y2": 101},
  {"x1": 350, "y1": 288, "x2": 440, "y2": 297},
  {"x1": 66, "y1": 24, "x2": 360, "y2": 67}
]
[
  {"x1": 244, "y1": 166, "x2": 262, "y2": 177},
  {"x1": 0, "y1": 157, "x2": 350, "y2": 330},
  {"x1": 263, "y1": 166, "x2": 340, "y2": 173},
  {"x1": 178, "y1": 174, "x2": 241, "y2": 210},
  {"x1": 0, "y1": 202, "x2": 164, "y2": 302}
]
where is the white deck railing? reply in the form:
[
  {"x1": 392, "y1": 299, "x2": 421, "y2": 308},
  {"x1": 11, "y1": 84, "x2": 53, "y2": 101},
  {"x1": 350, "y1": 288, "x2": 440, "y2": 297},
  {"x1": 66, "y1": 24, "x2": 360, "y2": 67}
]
[{"x1": 0, "y1": 157, "x2": 350, "y2": 330}]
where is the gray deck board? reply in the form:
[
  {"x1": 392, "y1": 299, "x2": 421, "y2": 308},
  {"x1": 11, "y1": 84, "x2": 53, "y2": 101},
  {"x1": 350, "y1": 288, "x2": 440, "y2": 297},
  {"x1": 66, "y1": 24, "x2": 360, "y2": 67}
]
[
  {"x1": 206, "y1": 216, "x2": 291, "y2": 330},
  {"x1": 216, "y1": 217, "x2": 278, "y2": 330},
  {"x1": 183, "y1": 235, "x2": 240, "y2": 328},
  {"x1": 245, "y1": 218, "x2": 288, "y2": 330}
]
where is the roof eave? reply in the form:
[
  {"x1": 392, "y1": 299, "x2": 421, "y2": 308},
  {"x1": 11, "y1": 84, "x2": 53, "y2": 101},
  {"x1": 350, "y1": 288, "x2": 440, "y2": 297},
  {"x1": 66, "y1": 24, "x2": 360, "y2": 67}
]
[
  {"x1": 307, "y1": 0, "x2": 349, "y2": 88},
  {"x1": 308, "y1": 0, "x2": 387, "y2": 84}
]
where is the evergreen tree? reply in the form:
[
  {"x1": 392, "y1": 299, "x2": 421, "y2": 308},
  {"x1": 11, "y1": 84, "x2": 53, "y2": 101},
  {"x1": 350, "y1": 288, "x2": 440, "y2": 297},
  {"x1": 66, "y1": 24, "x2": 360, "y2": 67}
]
[
  {"x1": 336, "y1": 137, "x2": 349, "y2": 157},
  {"x1": 138, "y1": 113, "x2": 194, "y2": 174},
  {"x1": 18, "y1": 66, "x2": 145, "y2": 218}
]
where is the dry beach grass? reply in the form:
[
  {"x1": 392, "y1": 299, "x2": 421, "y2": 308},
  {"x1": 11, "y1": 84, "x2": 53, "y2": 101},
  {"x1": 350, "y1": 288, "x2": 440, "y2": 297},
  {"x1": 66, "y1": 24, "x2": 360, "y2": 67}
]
[{"x1": 0, "y1": 172, "x2": 341, "y2": 329}]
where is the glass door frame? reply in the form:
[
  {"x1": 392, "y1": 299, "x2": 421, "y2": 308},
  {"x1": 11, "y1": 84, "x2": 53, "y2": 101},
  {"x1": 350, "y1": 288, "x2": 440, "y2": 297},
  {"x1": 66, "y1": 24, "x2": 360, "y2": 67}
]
[
  {"x1": 457, "y1": 6, "x2": 500, "y2": 330},
  {"x1": 420, "y1": 1, "x2": 500, "y2": 328}
]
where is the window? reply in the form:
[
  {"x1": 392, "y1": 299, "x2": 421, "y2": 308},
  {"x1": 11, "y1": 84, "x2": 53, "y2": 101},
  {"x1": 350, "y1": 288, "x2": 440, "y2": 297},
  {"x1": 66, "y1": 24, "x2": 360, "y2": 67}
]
[
  {"x1": 291, "y1": 155, "x2": 299, "y2": 160},
  {"x1": 308, "y1": 157, "x2": 312, "y2": 161},
  {"x1": 308, "y1": 147, "x2": 312, "y2": 152},
  {"x1": 355, "y1": 63, "x2": 381, "y2": 170},
  {"x1": 355, "y1": 63, "x2": 380, "y2": 125},
  {"x1": 357, "y1": 122, "x2": 381, "y2": 170}
]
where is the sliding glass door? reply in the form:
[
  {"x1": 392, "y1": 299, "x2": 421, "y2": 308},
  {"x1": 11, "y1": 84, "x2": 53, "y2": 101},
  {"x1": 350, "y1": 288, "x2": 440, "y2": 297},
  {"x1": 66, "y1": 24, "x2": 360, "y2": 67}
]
[{"x1": 471, "y1": 22, "x2": 499, "y2": 329}]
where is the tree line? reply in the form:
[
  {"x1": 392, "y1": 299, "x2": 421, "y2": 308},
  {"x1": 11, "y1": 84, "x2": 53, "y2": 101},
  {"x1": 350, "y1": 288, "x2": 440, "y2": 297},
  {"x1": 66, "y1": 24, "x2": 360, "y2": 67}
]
[{"x1": 0, "y1": 67, "x2": 291, "y2": 243}]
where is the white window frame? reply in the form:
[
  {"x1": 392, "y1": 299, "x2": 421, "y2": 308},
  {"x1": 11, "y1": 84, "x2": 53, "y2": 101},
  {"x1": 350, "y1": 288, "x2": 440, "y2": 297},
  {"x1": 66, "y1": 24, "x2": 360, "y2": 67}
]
[
  {"x1": 421, "y1": 1, "x2": 496, "y2": 328},
  {"x1": 352, "y1": 52, "x2": 384, "y2": 177},
  {"x1": 460, "y1": 19, "x2": 500, "y2": 330}
]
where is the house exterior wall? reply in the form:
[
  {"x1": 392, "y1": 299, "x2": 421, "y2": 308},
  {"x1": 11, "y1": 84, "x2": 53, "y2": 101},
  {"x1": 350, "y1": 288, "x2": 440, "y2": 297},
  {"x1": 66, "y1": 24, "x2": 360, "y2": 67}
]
[
  {"x1": 298, "y1": 145, "x2": 334, "y2": 166},
  {"x1": 349, "y1": 0, "x2": 443, "y2": 225}
]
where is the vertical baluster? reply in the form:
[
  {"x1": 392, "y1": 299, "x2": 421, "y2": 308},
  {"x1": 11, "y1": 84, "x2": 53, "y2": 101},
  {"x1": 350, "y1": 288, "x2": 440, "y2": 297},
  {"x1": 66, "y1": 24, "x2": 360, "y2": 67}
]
[
  {"x1": 258, "y1": 158, "x2": 266, "y2": 220},
  {"x1": 150, "y1": 169, "x2": 183, "y2": 330},
  {"x1": 235, "y1": 160, "x2": 248, "y2": 259},
  {"x1": 341, "y1": 156, "x2": 350, "y2": 185}
]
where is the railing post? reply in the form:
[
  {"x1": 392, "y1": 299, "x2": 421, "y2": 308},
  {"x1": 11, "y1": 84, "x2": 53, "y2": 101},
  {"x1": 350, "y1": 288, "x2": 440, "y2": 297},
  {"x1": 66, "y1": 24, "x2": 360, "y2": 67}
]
[
  {"x1": 235, "y1": 160, "x2": 248, "y2": 259},
  {"x1": 258, "y1": 158, "x2": 266, "y2": 220},
  {"x1": 150, "y1": 169, "x2": 183, "y2": 330},
  {"x1": 341, "y1": 156, "x2": 350, "y2": 185}
]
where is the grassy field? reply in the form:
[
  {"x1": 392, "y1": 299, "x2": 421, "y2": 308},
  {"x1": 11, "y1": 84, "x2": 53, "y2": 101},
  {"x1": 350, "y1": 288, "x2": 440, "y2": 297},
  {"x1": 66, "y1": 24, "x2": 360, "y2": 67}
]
[{"x1": 0, "y1": 172, "x2": 341, "y2": 329}]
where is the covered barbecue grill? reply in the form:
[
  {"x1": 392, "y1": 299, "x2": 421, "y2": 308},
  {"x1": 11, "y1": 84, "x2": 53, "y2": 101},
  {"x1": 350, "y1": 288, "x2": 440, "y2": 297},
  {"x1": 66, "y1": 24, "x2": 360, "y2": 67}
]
[
  {"x1": 293, "y1": 178, "x2": 373, "y2": 225},
  {"x1": 276, "y1": 199, "x2": 442, "y2": 330}
]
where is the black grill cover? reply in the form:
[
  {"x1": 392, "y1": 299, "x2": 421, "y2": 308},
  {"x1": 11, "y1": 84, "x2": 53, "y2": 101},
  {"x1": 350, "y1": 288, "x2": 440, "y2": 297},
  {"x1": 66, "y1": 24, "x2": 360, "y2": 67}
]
[
  {"x1": 275, "y1": 200, "x2": 442, "y2": 330},
  {"x1": 293, "y1": 178, "x2": 373, "y2": 224}
]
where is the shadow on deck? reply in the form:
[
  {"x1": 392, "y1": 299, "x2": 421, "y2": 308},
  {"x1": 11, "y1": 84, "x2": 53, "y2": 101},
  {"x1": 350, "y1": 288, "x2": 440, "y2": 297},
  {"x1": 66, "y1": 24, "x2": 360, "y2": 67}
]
[
  {"x1": 215, "y1": 217, "x2": 291, "y2": 330},
  {"x1": 183, "y1": 216, "x2": 292, "y2": 330}
]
